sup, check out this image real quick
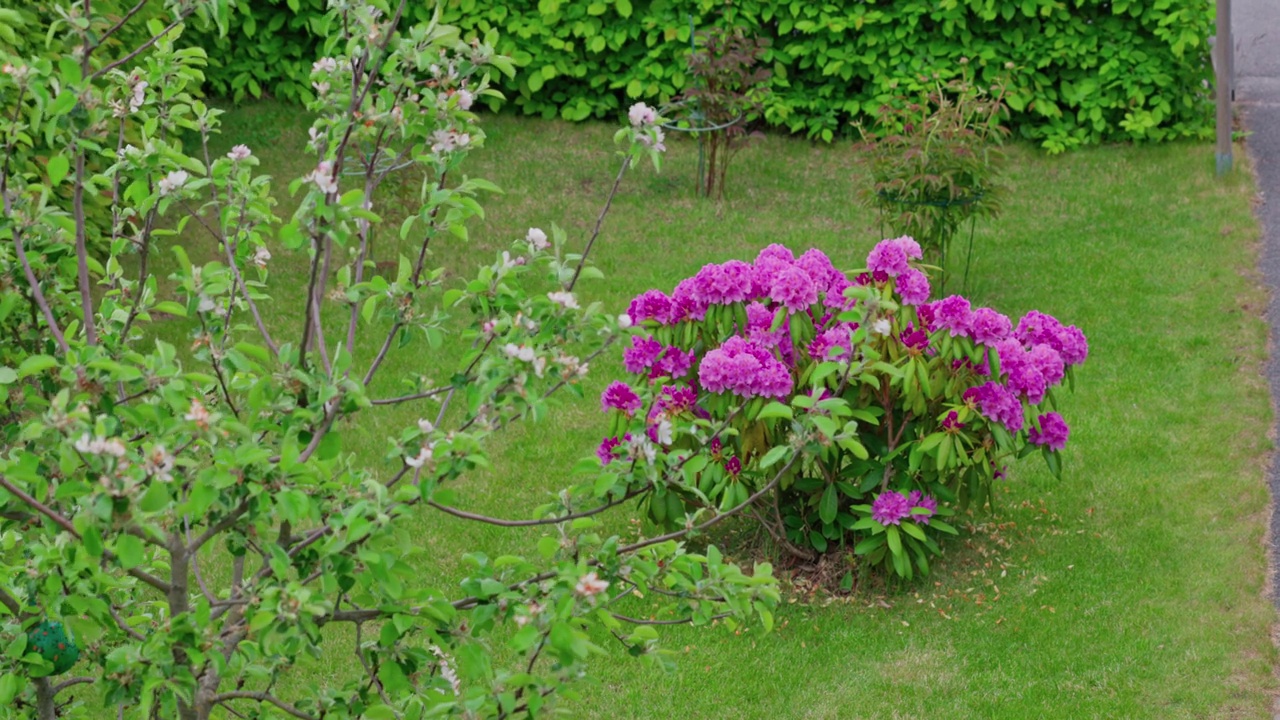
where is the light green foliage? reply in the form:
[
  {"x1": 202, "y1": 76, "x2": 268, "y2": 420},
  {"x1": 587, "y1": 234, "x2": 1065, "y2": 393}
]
[
  {"x1": 181, "y1": 0, "x2": 1212, "y2": 150},
  {"x1": 0, "y1": 2, "x2": 777, "y2": 719}
]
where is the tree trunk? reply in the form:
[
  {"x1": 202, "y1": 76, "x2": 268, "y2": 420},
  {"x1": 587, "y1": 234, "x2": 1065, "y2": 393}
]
[{"x1": 34, "y1": 677, "x2": 56, "y2": 720}]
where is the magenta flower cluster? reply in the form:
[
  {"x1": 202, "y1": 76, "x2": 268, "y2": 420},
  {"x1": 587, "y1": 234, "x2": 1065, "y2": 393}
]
[
  {"x1": 699, "y1": 337, "x2": 793, "y2": 399},
  {"x1": 873, "y1": 489, "x2": 938, "y2": 526},
  {"x1": 600, "y1": 381, "x2": 642, "y2": 416},
  {"x1": 623, "y1": 335, "x2": 695, "y2": 379},
  {"x1": 625, "y1": 244, "x2": 859, "y2": 330},
  {"x1": 1028, "y1": 412, "x2": 1070, "y2": 451}
]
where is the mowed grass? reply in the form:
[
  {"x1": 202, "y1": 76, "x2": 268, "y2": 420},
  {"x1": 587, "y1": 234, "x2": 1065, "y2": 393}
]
[{"x1": 156, "y1": 102, "x2": 1275, "y2": 719}]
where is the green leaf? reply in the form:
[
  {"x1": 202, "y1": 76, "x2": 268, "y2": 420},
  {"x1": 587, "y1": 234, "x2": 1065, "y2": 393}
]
[
  {"x1": 152, "y1": 301, "x2": 187, "y2": 317},
  {"x1": 47, "y1": 154, "x2": 69, "y2": 185},
  {"x1": 17, "y1": 355, "x2": 56, "y2": 378},
  {"x1": 0, "y1": 368, "x2": 15, "y2": 385},
  {"x1": 818, "y1": 484, "x2": 838, "y2": 524},
  {"x1": 616, "y1": 0, "x2": 633, "y2": 17},
  {"x1": 115, "y1": 534, "x2": 145, "y2": 569},
  {"x1": 0, "y1": 674, "x2": 22, "y2": 705},
  {"x1": 886, "y1": 525, "x2": 902, "y2": 555}
]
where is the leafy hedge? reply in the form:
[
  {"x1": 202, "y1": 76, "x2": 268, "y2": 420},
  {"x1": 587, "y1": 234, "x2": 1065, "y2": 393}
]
[{"x1": 186, "y1": 0, "x2": 1214, "y2": 151}]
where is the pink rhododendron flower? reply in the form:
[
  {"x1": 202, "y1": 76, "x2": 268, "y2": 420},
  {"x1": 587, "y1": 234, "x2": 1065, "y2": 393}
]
[
  {"x1": 895, "y1": 267, "x2": 931, "y2": 305},
  {"x1": 933, "y1": 295, "x2": 973, "y2": 337},
  {"x1": 872, "y1": 491, "x2": 911, "y2": 525},
  {"x1": 628, "y1": 289, "x2": 674, "y2": 325},
  {"x1": 769, "y1": 266, "x2": 818, "y2": 313},
  {"x1": 601, "y1": 381, "x2": 642, "y2": 415},
  {"x1": 969, "y1": 307, "x2": 1012, "y2": 346},
  {"x1": 866, "y1": 238, "x2": 910, "y2": 277},
  {"x1": 1028, "y1": 412, "x2": 1070, "y2": 451},
  {"x1": 908, "y1": 490, "x2": 937, "y2": 525}
]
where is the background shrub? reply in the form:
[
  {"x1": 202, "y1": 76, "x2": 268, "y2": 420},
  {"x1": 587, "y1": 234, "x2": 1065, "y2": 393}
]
[{"x1": 177, "y1": 0, "x2": 1214, "y2": 151}]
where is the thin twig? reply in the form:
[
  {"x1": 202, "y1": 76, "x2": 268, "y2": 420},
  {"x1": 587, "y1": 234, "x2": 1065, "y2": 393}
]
[
  {"x1": 567, "y1": 155, "x2": 630, "y2": 292},
  {"x1": 95, "y1": 0, "x2": 149, "y2": 49},
  {"x1": 211, "y1": 692, "x2": 318, "y2": 720},
  {"x1": 89, "y1": 10, "x2": 193, "y2": 81},
  {"x1": 610, "y1": 611, "x2": 731, "y2": 626},
  {"x1": 425, "y1": 486, "x2": 645, "y2": 528}
]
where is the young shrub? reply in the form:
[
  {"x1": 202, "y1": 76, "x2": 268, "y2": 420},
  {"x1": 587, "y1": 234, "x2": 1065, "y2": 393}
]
[
  {"x1": 673, "y1": 26, "x2": 771, "y2": 200},
  {"x1": 857, "y1": 70, "x2": 1010, "y2": 291},
  {"x1": 609, "y1": 238, "x2": 1087, "y2": 578}
]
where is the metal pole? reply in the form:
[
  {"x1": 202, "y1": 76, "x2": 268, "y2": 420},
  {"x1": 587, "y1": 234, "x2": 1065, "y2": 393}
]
[{"x1": 1216, "y1": 0, "x2": 1233, "y2": 175}]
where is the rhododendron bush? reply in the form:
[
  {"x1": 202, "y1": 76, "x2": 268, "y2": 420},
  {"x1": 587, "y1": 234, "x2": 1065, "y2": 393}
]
[{"x1": 602, "y1": 237, "x2": 1087, "y2": 578}]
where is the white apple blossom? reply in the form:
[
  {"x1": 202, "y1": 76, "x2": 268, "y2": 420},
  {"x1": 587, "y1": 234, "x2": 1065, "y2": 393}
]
[
  {"x1": 307, "y1": 161, "x2": 339, "y2": 194},
  {"x1": 185, "y1": 399, "x2": 210, "y2": 428},
  {"x1": 618, "y1": 314, "x2": 633, "y2": 328},
  {"x1": 405, "y1": 443, "x2": 434, "y2": 468},
  {"x1": 872, "y1": 318, "x2": 892, "y2": 336},
  {"x1": 143, "y1": 445, "x2": 175, "y2": 483},
  {"x1": 312, "y1": 57, "x2": 337, "y2": 74},
  {"x1": 227, "y1": 144, "x2": 252, "y2": 161},
  {"x1": 547, "y1": 291, "x2": 579, "y2": 309},
  {"x1": 653, "y1": 418, "x2": 674, "y2": 445},
  {"x1": 417, "y1": 418, "x2": 435, "y2": 434},
  {"x1": 158, "y1": 169, "x2": 188, "y2": 196},
  {"x1": 455, "y1": 88, "x2": 474, "y2": 110},
  {"x1": 130, "y1": 80, "x2": 148, "y2": 112},
  {"x1": 252, "y1": 246, "x2": 272, "y2": 269},
  {"x1": 526, "y1": 227, "x2": 549, "y2": 251},
  {"x1": 429, "y1": 646, "x2": 461, "y2": 697},
  {"x1": 574, "y1": 572, "x2": 610, "y2": 598},
  {"x1": 628, "y1": 102, "x2": 657, "y2": 127}
]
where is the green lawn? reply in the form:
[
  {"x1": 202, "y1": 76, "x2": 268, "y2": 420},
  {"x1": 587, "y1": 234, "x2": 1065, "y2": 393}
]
[{"x1": 171, "y1": 103, "x2": 1275, "y2": 719}]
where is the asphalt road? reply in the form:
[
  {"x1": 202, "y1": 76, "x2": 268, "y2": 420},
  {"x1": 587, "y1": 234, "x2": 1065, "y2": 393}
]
[{"x1": 1235, "y1": 0, "x2": 1280, "y2": 613}]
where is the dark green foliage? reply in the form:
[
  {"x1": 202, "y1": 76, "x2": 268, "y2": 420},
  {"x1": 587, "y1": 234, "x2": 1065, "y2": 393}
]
[
  {"x1": 179, "y1": 0, "x2": 327, "y2": 104},
  {"x1": 179, "y1": 0, "x2": 1212, "y2": 151}
]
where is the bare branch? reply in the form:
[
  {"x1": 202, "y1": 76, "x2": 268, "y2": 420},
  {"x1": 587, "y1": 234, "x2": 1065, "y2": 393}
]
[
  {"x1": 425, "y1": 486, "x2": 645, "y2": 527},
  {"x1": 353, "y1": 622, "x2": 400, "y2": 716},
  {"x1": 94, "y1": 0, "x2": 149, "y2": 50},
  {"x1": 6, "y1": 194, "x2": 69, "y2": 353},
  {"x1": 51, "y1": 676, "x2": 94, "y2": 693},
  {"x1": 187, "y1": 499, "x2": 251, "y2": 553},
  {"x1": 89, "y1": 9, "x2": 194, "y2": 81},
  {"x1": 610, "y1": 611, "x2": 730, "y2": 626},
  {"x1": 72, "y1": 152, "x2": 99, "y2": 346},
  {"x1": 369, "y1": 385, "x2": 451, "y2": 406},
  {"x1": 0, "y1": 586, "x2": 23, "y2": 617},
  {"x1": 567, "y1": 155, "x2": 630, "y2": 292},
  {"x1": 109, "y1": 603, "x2": 145, "y2": 641},
  {"x1": 211, "y1": 692, "x2": 318, "y2": 720}
]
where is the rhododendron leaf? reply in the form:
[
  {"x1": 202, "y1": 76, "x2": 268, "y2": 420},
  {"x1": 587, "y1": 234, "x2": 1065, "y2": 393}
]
[
  {"x1": 854, "y1": 535, "x2": 884, "y2": 555},
  {"x1": 930, "y1": 519, "x2": 959, "y2": 535},
  {"x1": 936, "y1": 435, "x2": 953, "y2": 471},
  {"x1": 885, "y1": 525, "x2": 902, "y2": 555},
  {"x1": 918, "y1": 432, "x2": 945, "y2": 452},
  {"x1": 808, "y1": 530, "x2": 827, "y2": 553},
  {"x1": 901, "y1": 522, "x2": 927, "y2": 541}
]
